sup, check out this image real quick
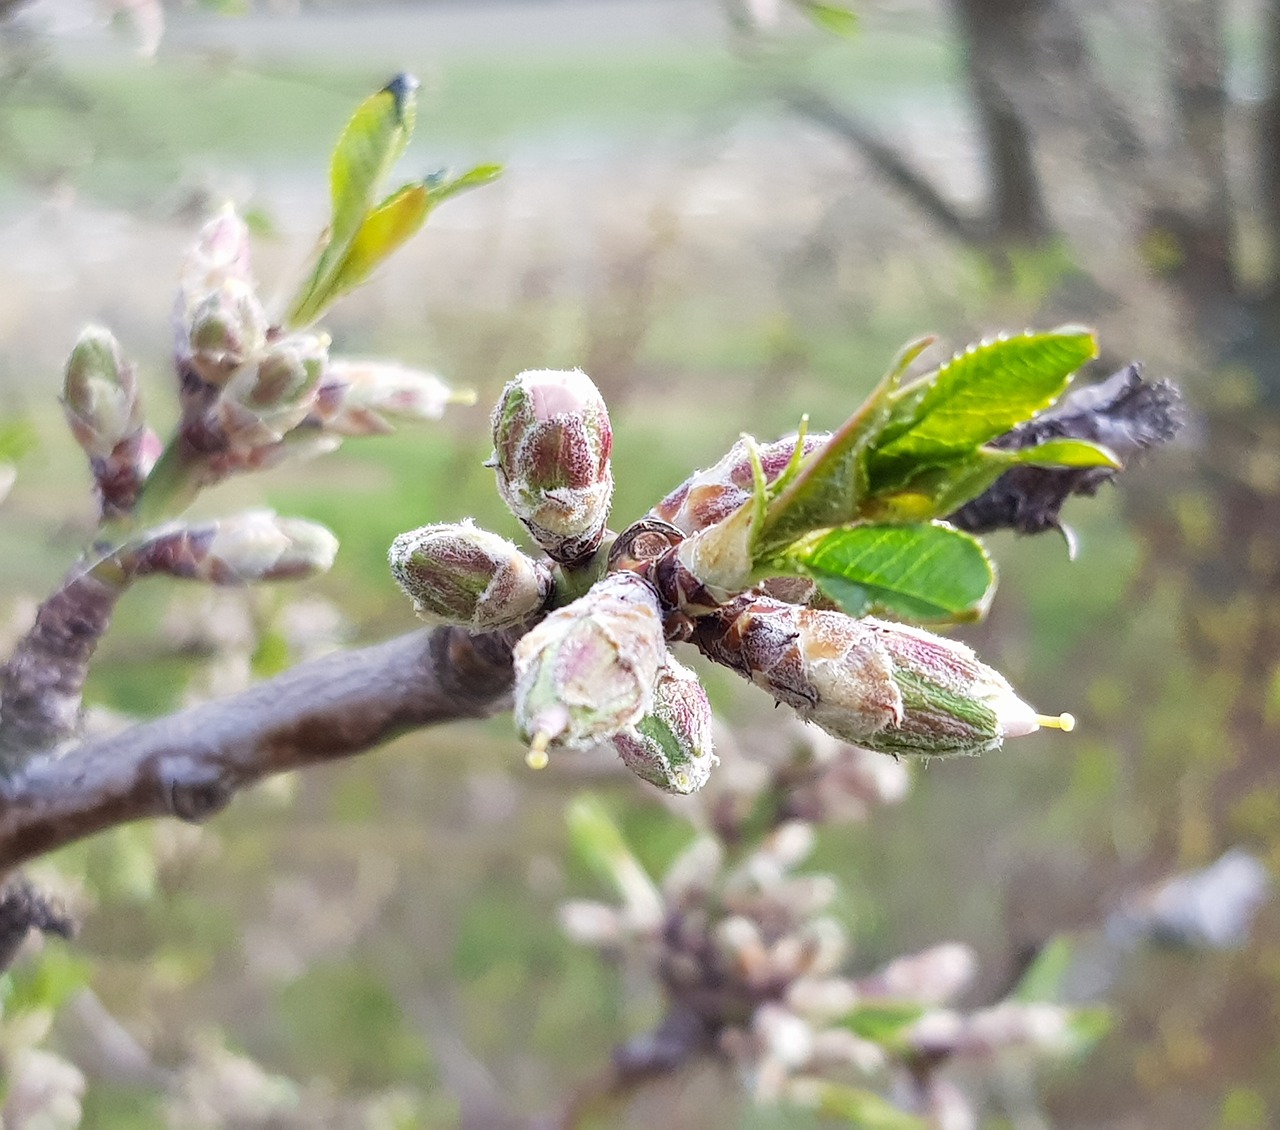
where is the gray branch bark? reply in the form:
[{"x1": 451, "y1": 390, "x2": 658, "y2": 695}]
[{"x1": 0, "y1": 624, "x2": 519, "y2": 873}]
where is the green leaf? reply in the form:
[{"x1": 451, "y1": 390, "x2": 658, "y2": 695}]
[
  {"x1": 753, "y1": 340, "x2": 932, "y2": 558},
  {"x1": 1064, "y1": 1005, "x2": 1113, "y2": 1053},
  {"x1": 1001, "y1": 437, "x2": 1121, "y2": 469},
  {"x1": 839, "y1": 1001, "x2": 926, "y2": 1046},
  {"x1": 425, "y1": 162, "x2": 504, "y2": 206},
  {"x1": 322, "y1": 183, "x2": 430, "y2": 300},
  {"x1": 868, "y1": 327, "x2": 1098, "y2": 489},
  {"x1": 1013, "y1": 935, "x2": 1077, "y2": 1002},
  {"x1": 800, "y1": 1, "x2": 860, "y2": 37},
  {"x1": 801, "y1": 1081, "x2": 925, "y2": 1128},
  {"x1": 566, "y1": 794, "x2": 657, "y2": 904},
  {"x1": 782, "y1": 522, "x2": 995, "y2": 621},
  {"x1": 287, "y1": 74, "x2": 419, "y2": 328}
]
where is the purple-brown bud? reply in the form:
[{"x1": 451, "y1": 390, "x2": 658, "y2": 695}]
[
  {"x1": 490, "y1": 368, "x2": 613, "y2": 566},
  {"x1": 513, "y1": 570, "x2": 664, "y2": 758},
  {"x1": 388, "y1": 520, "x2": 553, "y2": 630},
  {"x1": 609, "y1": 652, "x2": 717, "y2": 794},
  {"x1": 694, "y1": 597, "x2": 1062, "y2": 758}
]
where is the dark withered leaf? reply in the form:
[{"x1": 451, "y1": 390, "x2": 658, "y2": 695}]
[{"x1": 947, "y1": 364, "x2": 1184, "y2": 536}]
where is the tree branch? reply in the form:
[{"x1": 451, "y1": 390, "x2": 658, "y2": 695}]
[{"x1": 0, "y1": 625, "x2": 519, "y2": 872}]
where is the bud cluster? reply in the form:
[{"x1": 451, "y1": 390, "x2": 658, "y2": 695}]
[{"x1": 164, "y1": 207, "x2": 468, "y2": 497}]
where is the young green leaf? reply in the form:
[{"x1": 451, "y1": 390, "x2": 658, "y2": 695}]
[
  {"x1": 837, "y1": 1001, "x2": 927, "y2": 1049},
  {"x1": 425, "y1": 163, "x2": 505, "y2": 207},
  {"x1": 780, "y1": 522, "x2": 995, "y2": 621},
  {"x1": 799, "y1": 1, "x2": 860, "y2": 38},
  {"x1": 319, "y1": 182, "x2": 430, "y2": 302},
  {"x1": 286, "y1": 74, "x2": 419, "y2": 328},
  {"x1": 751, "y1": 337, "x2": 934, "y2": 559},
  {"x1": 804, "y1": 1081, "x2": 926, "y2": 1129},
  {"x1": 868, "y1": 327, "x2": 1098, "y2": 489}
]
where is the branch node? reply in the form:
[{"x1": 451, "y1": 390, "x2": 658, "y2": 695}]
[{"x1": 161, "y1": 759, "x2": 235, "y2": 823}]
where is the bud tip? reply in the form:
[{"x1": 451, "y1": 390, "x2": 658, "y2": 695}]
[{"x1": 526, "y1": 731, "x2": 552, "y2": 770}]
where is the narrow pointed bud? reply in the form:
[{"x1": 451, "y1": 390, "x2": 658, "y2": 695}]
[
  {"x1": 694, "y1": 597, "x2": 1059, "y2": 758},
  {"x1": 312, "y1": 359, "x2": 470, "y2": 436},
  {"x1": 127, "y1": 511, "x2": 337, "y2": 584},
  {"x1": 183, "y1": 279, "x2": 270, "y2": 387},
  {"x1": 217, "y1": 333, "x2": 328, "y2": 449},
  {"x1": 513, "y1": 570, "x2": 664, "y2": 755},
  {"x1": 181, "y1": 204, "x2": 254, "y2": 295},
  {"x1": 609, "y1": 652, "x2": 717, "y2": 794},
  {"x1": 62, "y1": 326, "x2": 142, "y2": 459},
  {"x1": 491, "y1": 368, "x2": 613, "y2": 566},
  {"x1": 388, "y1": 520, "x2": 553, "y2": 630}
]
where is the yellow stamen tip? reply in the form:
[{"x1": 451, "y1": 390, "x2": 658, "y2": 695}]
[
  {"x1": 526, "y1": 730, "x2": 551, "y2": 770},
  {"x1": 1036, "y1": 712, "x2": 1076, "y2": 732}
]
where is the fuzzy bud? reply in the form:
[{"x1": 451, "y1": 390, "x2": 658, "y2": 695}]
[
  {"x1": 609, "y1": 653, "x2": 717, "y2": 794},
  {"x1": 513, "y1": 570, "x2": 664, "y2": 758},
  {"x1": 388, "y1": 520, "x2": 552, "y2": 630},
  {"x1": 490, "y1": 368, "x2": 613, "y2": 566},
  {"x1": 183, "y1": 279, "x2": 269, "y2": 387},
  {"x1": 128, "y1": 511, "x2": 338, "y2": 584},
  {"x1": 312, "y1": 360, "x2": 464, "y2": 436},
  {"x1": 217, "y1": 333, "x2": 327, "y2": 449},
  {"x1": 694, "y1": 597, "x2": 1055, "y2": 758},
  {"x1": 62, "y1": 326, "x2": 142, "y2": 459}
]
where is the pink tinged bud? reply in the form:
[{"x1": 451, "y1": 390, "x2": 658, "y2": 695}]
[
  {"x1": 182, "y1": 205, "x2": 254, "y2": 294},
  {"x1": 183, "y1": 279, "x2": 270, "y2": 387},
  {"x1": 513, "y1": 570, "x2": 665, "y2": 756},
  {"x1": 62, "y1": 326, "x2": 142, "y2": 458},
  {"x1": 491, "y1": 368, "x2": 614, "y2": 566},
  {"x1": 609, "y1": 653, "x2": 718, "y2": 794},
  {"x1": 860, "y1": 943, "x2": 977, "y2": 1005},
  {"x1": 312, "y1": 360, "x2": 466, "y2": 436},
  {"x1": 650, "y1": 432, "x2": 827, "y2": 535},
  {"x1": 387, "y1": 520, "x2": 552, "y2": 630}
]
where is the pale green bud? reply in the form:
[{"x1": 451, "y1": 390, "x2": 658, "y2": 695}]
[
  {"x1": 314, "y1": 360, "x2": 468, "y2": 436},
  {"x1": 513, "y1": 570, "x2": 664, "y2": 759},
  {"x1": 490, "y1": 368, "x2": 613, "y2": 566},
  {"x1": 184, "y1": 279, "x2": 269, "y2": 387},
  {"x1": 609, "y1": 653, "x2": 717, "y2": 794},
  {"x1": 218, "y1": 333, "x2": 328, "y2": 449},
  {"x1": 388, "y1": 520, "x2": 552, "y2": 629},
  {"x1": 62, "y1": 326, "x2": 142, "y2": 459}
]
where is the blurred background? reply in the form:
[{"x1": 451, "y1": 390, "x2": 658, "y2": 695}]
[{"x1": 1, "y1": 0, "x2": 1278, "y2": 1126}]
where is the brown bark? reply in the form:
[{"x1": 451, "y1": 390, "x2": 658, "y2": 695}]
[{"x1": 0, "y1": 624, "x2": 518, "y2": 872}]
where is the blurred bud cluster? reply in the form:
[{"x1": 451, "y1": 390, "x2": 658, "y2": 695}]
[{"x1": 560, "y1": 750, "x2": 1100, "y2": 1126}]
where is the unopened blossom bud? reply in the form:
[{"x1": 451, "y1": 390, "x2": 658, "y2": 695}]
[
  {"x1": 312, "y1": 360, "x2": 468, "y2": 436},
  {"x1": 609, "y1": 653, "x2": 717, "y2": 794},
  {"x1": 490, "y1": 368, "x2": 613, "y2": 566},
  {"x1": 694, "y1": 597, "x2": 1070, "y2": 758},
  {"x1": 859, "y1": 943, "x2": 977, "y2": 1005},
  {"x1": 180, "y1": 205, "x2": 253, "y2": 296},
  {"x1": 128, "y1": 511, "x2": 338, "y2": 584},
  {"x1": 388, "y1": 520, "x2": 552, "y2": 630},
  {"x1": 62, "y1": 326, "x2": 142, "y2": 459},
  {"x1": 183, "y1": 279, "x2": 269, "y2": 387},
  {"x1": 650, "y1": 432, "x2": 826, "y2": 535},
  {"x1": 218, "y1": 333, "x2": 327, "y2": 449},
  {"x1": 513, "y1": 570, "x2": 664, "y2": 759}
]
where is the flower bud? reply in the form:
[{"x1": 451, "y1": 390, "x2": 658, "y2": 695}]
[
  {"x1": 183, "y1": 279, "x2": 269, "y2": 387},
  {"x1": 388, "y1": 520, "x2": 552, "y2": 630},
  {"x1": 694, "y1": 597, "x2": 1063, "y2": 758},
  {"x1": 513, "y1": 570, "x2": 664, "y2": 757},
  {"x1": 217, "y1": 333, "x2": 327, "y2": 449},
  {"x1": 609, "y1": 653, "x2": 717, "y2": 794},
  {"x1": 180, "y1": 204, "x2": 254, "y2": 296},
  {"x1": 129, "y1": 511, "x2": 338, "y2": 584},
  {"x1": 490, "y1": 368, "x2": 613, "y2": 566},
  {"x1": 650, "y1": 432, "x2": 826, "y2": 535},
  {"x1": 62, "y1": 326, "x2": 142, "y2": 459},
  {"x1": 312, "y1": 360, "x2": 467, "y2": 436}
]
